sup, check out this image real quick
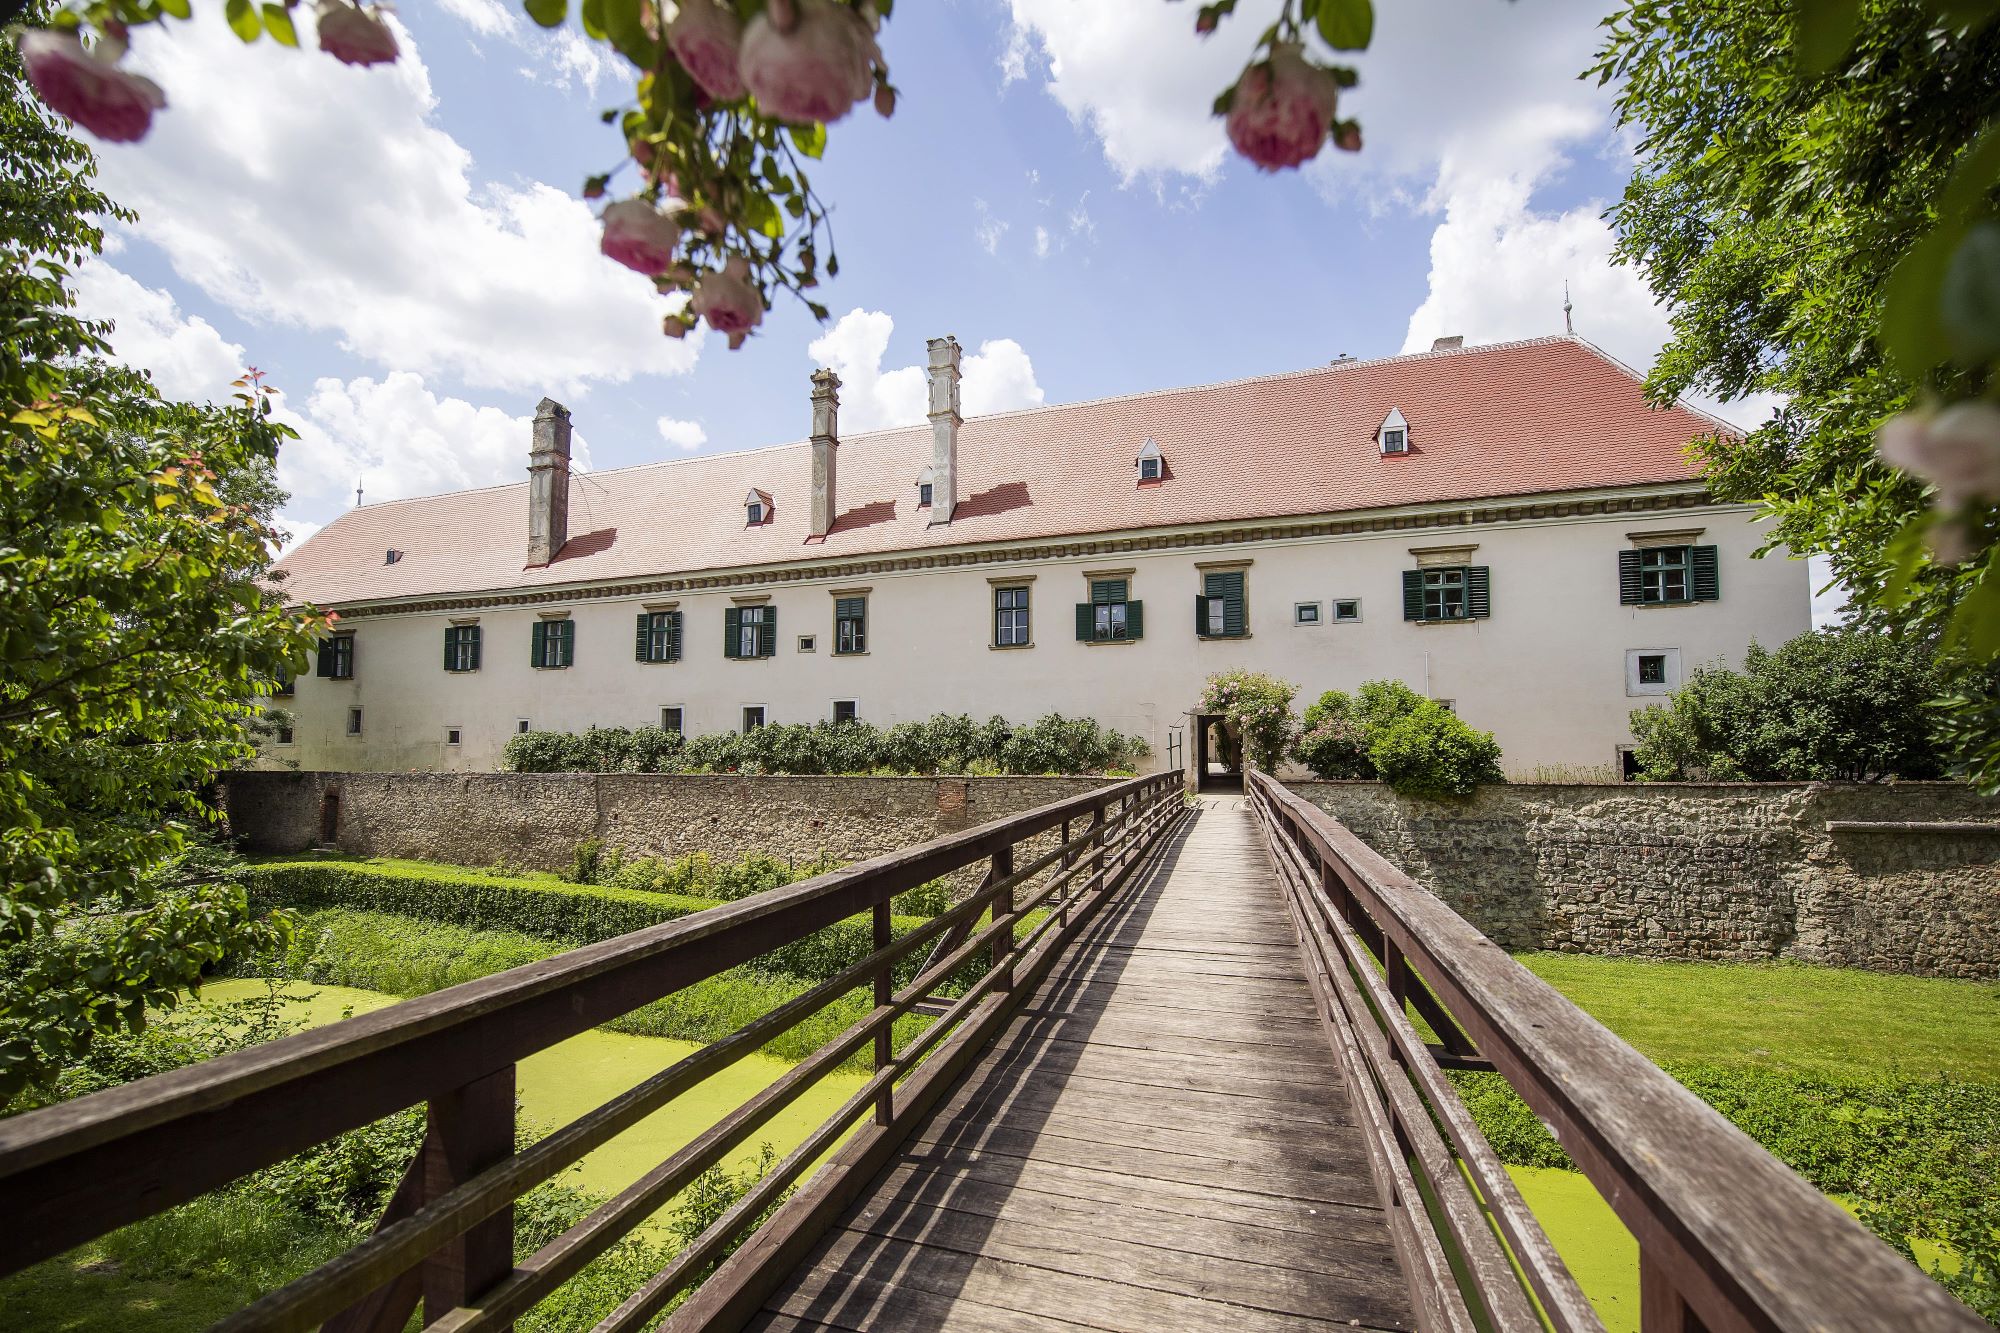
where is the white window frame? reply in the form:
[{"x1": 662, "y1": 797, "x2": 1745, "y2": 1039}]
[
  {"x1": 444, "y1": 726, "x2": 463, "y2": 746},
  {"x1": 346, "y1": 705, "x2": 364, "y2": 736},
  {"x1": 1378, "y1": 407, "x2": 1410, "y2": 455},
  {"x1": 1294, "y1": 601, "x2": 1322, "y2": 625},
  {"x1": 741, "y1": 704, "x2": 767, "y2": 733},
  {"x1": 517, "y1": 718, "x2": 532, "y2": 734},
  {"x1": 660, "y1": 705, "x2": 684, "y2": 734},
  {"x1": 1626, "y1": 647, "x2": 1682, "y2": 697},
  {"x1": 1331, "y1": 598, "x2": 1362, "y2": 623},
  {"x1": 797, "y1": 634, "x2": 817, "y2": 653}
]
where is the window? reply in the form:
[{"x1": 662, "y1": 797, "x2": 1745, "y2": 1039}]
[
  {"x1": 1402, "y1": 567, "x2": 1490, "y2": 623},
  {"x1": 1197, "y1": 569, "x2": 1247, "y2": 638},
  {"x1": 1435, "y1": 699, "x2": 1456, "y2": 714},
  {"x1": 1332, "y1": 599, "x2": 1361, "y2": 623},
  {"x1": 918, "y1": 481, "x2": 933, "y2": 507},
  {"x1": 384, "y1": 548, "x2": 403, "y2": 565},
  {"x1": 744, "y1": 489, "x2": 771, "y2": 525},
  {"x1": 275, "y1": 722, "x2": 295, "y2": 746},
  {"x1": 445, "y1": 727, "x2": 462, "y2": 746},
  {"x1": 994, "y1": 585, "x2": 1031, "y2": 647},
  {"x1": 1295, "y1": 602, "x2": 1321, "y2": 625},
  {"x1": 725, "y1": 604, "x2": 776, "y2": 659},
  {"x1": 834, "y1": 596, "x2": 867, "y2": 655},
  {"x1": 1626, "y1": 648, "x2": 1682, "y2": 697},
  {"x1": 346, "y1": 706, "x2": 363, "y2": 736},
  {"x1": 1076, "y1": 577, "x2": 1143, "y2": 642},
  {"x1": 272, "y1": 669, "x2": 294, "y2": 698},
  {"x1": 1378, "y1": 407, "x2": 1410, "y2": 455},
  {"x1": 747, "y1": 500, "x2": 765, "y2": 523},
  {"x1": 316, "y1": 633, "x2": 355, "y2": 680},
  {"x1": 742, "y1": 705, "x2": 766, "y2": 733},
  {"x1": 634, "y1": 609, "x2": 682, "y2": 664},
  {"x1": 798, "y1": 634, "x2": 816, "y2": 653},
  {"x1": 1135, "y1": 437, "x2": 1165, "y2": 484},
  {"x1": 444, "y1": 624, "x2": 481, "y2": 673},
  {"x1": 517, "y1": 718, "x2": 532, "y2": 734},
  {"x1": 1619, "y1": 545, "x2": 1720, "y2": 606},
  {"x1": 1139, "y1": 456, "x2": 1161, "y2": 481},
  {"x1": 661, "y1": 706, "x2": 684, "y2": 734},
  {"x1": 833, "y1": 699, "x2": 858, "y2": 725},
  {"x1": 531, "y1": 618, "x2": 574, "y2": 669}
]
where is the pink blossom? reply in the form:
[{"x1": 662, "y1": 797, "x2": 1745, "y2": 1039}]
[
  {"x1": 1225, "y1": 43, "x2": 1338, "y2": 172},
  {"x1": 692, "y1": 256, "x2": 764, "y2": 348},
  {"x1": 667, "y1": 0, "x2": 746, "y2": 101},
  {"x1": 1878, "y1": 402, "x2": 2000, "y2": 510},
  {"x1": 16, "y1": 27, "x2": 165, "y2": 144},
  {"x1": 739, "y1": 0, "x2": 880, "y2": 125},
  {"x1": 599, "y1": 198, "x2": 683, "y2": 276},
  {"x1": 316, "y1": 2, "x2": 399, "y2": 67}
]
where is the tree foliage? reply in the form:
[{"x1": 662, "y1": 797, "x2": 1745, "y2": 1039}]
[
  {"x1": 1295, "y1": 680, "x2": 1504, "y2": 798},
  {"x1": 1628, "y1": 628, "x2": 1949, "y2": 781},
  {"x1": 1594, "y1": 0, "x2": 2000, "y2": 786}
]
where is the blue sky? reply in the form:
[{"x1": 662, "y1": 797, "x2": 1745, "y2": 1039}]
[{"x1": 72, "y1": 0, "x2": 1724, "y2": 556}]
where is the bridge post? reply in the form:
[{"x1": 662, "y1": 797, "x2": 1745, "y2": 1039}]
[
  {"x1": 873, "y1": 902, "x2": 894, "y2": 1126},
  {"x1": 989, "y1": 845, "x2": 1017, "y2": 993},
  {"x1": 423, "y1": 1065, "x2": 516, "y2": 1329},
  {"x1": 1640, "y1": 1246, "x2": 1706, "y2": 1332}
]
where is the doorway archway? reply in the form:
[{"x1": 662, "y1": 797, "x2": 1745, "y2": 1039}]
[{"x1": 1192, "y1": 714, "x2": 1243, "y2": 791}]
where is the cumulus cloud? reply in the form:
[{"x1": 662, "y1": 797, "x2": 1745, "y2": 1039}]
[
  {"x1": 656, "y1": 416, "x2": 708, "y2": 451},
  {"x1": 98, "y1": 17, "x2": 692, "y2": 395},
  {"x1": 69, "y1": 259, "x2": 248, "y2": 403},
  {"x1": 807, "y1": 310, "x2": 1045, "y2": 433},
  {"x1": 973, "y1": 199, "x2": 1009, "y2": 255}
]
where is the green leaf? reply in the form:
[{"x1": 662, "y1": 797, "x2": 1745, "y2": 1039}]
[
  {"x1": 742, "y1": 192, "x2": 783, "y2": 238},
  {"x1": 788, "y1": 122, "x2": 827, "y2": 160},
  {"x1": 580, "y1": 0, "x2": 606, "y2": 39},
  {"x1": 157, "y1": 0, "x2": 192, "y2": 17},
  {"x1": 1942, "y1": 563, "x2": 2000, "y2": 657},
  {"x1": 523, "y1": 0, "x2": 567, "y2": 26},
  {"x1": 1315, "y1": 0, "x2": 1373, "y2": 51},
  {"x1": 1791, "y1": 0, "x2": 1860, "y2": 73},
  {"x1": 1937, "y1": 120, "x2": 2000, "y2": 225},
  {"x1": 225, "y1": 0, "x2": 263, "y2": 43},
  {"x1": 599, "y1": 0, "x2": 659, "y2": 67},
  {"x1": 1881, "y1": 226, "x2": 1962, "y2": 376},
  {"x1": 261, "y1": 3, "x2": 299, "y2": 46},
  {"x1": 1942, "y1": 223, "x2": 2000, "y2": 366}
]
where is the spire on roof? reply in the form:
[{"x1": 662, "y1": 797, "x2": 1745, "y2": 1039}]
[
  {"x1": 355, "y1": 477, "x2": 364, "y2": 507},
  {"x1": 1564, "y1": 281, "x2": 1574, "y2": 335}
]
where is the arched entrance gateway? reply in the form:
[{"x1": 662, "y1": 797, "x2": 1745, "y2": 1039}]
[{"x1": 1189, "y1": 712, "x2": 1244, "y2": 791}]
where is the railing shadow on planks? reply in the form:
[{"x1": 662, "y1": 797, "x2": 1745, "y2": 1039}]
[
  {"x1": 0, "y1": 772, "x2": 1187, "y2": 1333},
  {"x1": 1244, "y1": 768, "x2": 1984, "y2": 1333}
]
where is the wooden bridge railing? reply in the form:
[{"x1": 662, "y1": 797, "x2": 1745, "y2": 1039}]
[
  {"x1": 1246, "y1": 769, "x2": 1982, "y2": 1333},
  {"x1": 0, "y1": 771, "x2": 1186, "y2": 1332}
]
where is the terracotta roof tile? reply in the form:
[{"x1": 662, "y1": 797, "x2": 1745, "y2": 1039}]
[{"x1": 273, "y1": 336, "x2": 1720, "y2": 607}]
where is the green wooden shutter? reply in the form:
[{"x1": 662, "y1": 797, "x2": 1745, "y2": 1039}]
[
  {"x1": 1075, "y1": 603, "x2": 1093, "y2": 641},
  {"x1": 469, "y1": 627, "x2": 481, "y2": 671},
  {"x1": 1204, "y1": 571, "x2": 1246, "y2": 636},
  {"x1": 1618, "y1": 550, "x2": 1643, "y2": 605},
  {"x1": 531, "y1": 620, "x2": 547, "y2": 667},
  {"x1": 1127, "y1": 600, "x2": 1144, "y2": 639},
  {"x1": 1402, "y1": 570, "x2": 1424, "y2": 621},
  {"x1": 1466, "y1": 567, "x2": 1491, "y2": 619},
  {"x1": 1195, "y1": 595, "x2": 1208, "y2": 636},
  {"x1": 444, "y1": 628, "x2": 455, "y2": 672},
  {"x1": 636, "y1": 613, "x2": 651, "y2": 662},
  {"x1": 1691, "y1": 545, "x2": 1720, "y2": 602},
  {"x1": 723, "y1": 606, "x2": 741, "y2": 659},
  {"x1": 559, "y1": 621, "x2": 575, "y2": 667},
  {"x1": 668, "y1": 610, "x2": 682, "y2": 661},
  {"x1": 759, "y1": 607, "x2": 777, "y2": 658}
]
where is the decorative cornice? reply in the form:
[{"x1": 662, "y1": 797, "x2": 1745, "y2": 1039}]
[{"x1": 327, "y1": 485, "x2": 1716, "y2": 621}]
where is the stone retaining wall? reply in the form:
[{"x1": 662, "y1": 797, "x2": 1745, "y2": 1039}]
[
  {"x1": 224, "y1": 770, "x2": 1111, "y2": 874},
  {"x1": 1289, "y1": 781, "x2": 2000, "y2": 978}
]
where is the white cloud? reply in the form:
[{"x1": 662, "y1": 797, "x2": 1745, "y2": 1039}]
[
  {"x1": 437, "y1": 0, "x2": 516, "y2": 38},
  {"x1": 656, "y1": 416, "x2": 708, "y2": 451},
  {"x1": 808, "y1": 310, "x2": 1045, "y2": 433},
  {"x1": 69, "y1": 259, "x2": 248, "y2": 403},
  {"x1": 272, "y1": 516, "x2": 323, "y2": 555},
  {"x1": 973, "y1": 199, "x2": 1009, "y2": 255},
  {"x1": 1034, "y1": 225, "x2": 1051, "y2": 258},
  {"x1": 100, "y1": 17, "x2": 691, "y2": 396}
]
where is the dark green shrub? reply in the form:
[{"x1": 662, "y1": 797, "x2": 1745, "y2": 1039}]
[
  {"x1": 568, "y1": 837, "x2": 605, "y2": 885},
  {"x1": 1367, "y1": 703, "x2": 1504, "y2": 798},
  {"x1": 1630, "y1": 628, "x2": 1948, "y2": 782},
  {"x1": 1295, "y1": 690, "x2": 1374, "y2": 779}
]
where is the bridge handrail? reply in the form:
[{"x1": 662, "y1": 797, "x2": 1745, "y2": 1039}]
[
  {"x1": 1246, "y1": 769, "x2": 1981, "y2": 1333},
  {"x1": 0, "y1": 771, "x2": 1186, "y2": 1332}
]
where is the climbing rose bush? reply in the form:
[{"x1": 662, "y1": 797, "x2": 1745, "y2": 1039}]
[
  {"x1": 1199, "y1": 670, "x2": 1298, "y2": 773},
  {"x1": 15, "y1": 27, "x2": 163, "y2": 143},
  {"x1": 691, "y1": 256, "x2": 765, "y2": 348},
  {"x1": 666, "y1": 0, "x2": 748, "y2": 101},
  {"x1": 1877, "y1": 403, "x2": 2000, "y2": 564},
  {"x1": 1225, "y1": 43, "x2": 1339, "y2": 171},
  {"x1": 598, "y1": 198, "x2": 683, "y2": 277},
  {"x1": 315, "y1": 1, "x2": 399, "y2": 67},
  {"x1": 739, "y1": 0, "x2": 881, "y2": 125}
]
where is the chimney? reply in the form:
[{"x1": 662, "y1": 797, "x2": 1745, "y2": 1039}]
[
  {"x1": 926, "y1": 335, "x2": 961, "y2": 525},
  {"x1": 1431, "y1": 335, "x2": 1464, "y2": 352},
  {"x1": 527, "y1": 397, "x2": 571, "y2": 566},
  {"x1": 809, "y1": 367, "x2": 840, "y2": 539}
]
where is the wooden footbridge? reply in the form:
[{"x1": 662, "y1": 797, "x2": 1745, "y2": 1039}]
[{"x1": 0, "y1": 773, "x2": 1980, "y2": 1332}]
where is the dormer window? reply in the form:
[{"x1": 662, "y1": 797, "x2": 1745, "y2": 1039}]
[
  {"x1": 744, "y1": 489, "x2": 772, "y2": 525},
  {"x1": 916, "y1": 467, "x2": 935, "y2": 508},
  {"x1": 1378, "y1": 408, "x2": 1410, "y2": 455},
  {"x1": 1135, "y1": 438, "x2": 1165, "y2": 484},
  {"x1": 384, "y1": 548, "x2": 403, "y2": 565}
]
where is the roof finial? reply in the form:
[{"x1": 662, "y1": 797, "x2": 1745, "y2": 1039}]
[
  {"x1": 1563, "y1": 281, "x2": 1574, "y2": 336},
  {"x1": 355, "y1": 477, "x2": 364, "y2": 507}
]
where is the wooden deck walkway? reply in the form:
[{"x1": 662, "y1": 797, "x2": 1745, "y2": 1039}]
[{"x1": 753, "y1": 797, "x2": 1416, "y2": 1332}]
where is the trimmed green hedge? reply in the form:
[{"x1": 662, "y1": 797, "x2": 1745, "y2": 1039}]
[{"x1": 247, "y1": 860, "x2": 942, "y2": 987}]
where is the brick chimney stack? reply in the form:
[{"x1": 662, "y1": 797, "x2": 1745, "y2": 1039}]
[
  {"x1": 527, "y1": 397, "x2": 571, "y2": 566},
  {"x1": 926, "y1": 336, "x2": 961, "y2": 526},
  {"x1": 809, "y1": 368, "x2": 840, "y2": 539}
]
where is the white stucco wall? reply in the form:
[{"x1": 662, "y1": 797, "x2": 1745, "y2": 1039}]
[{"x1": 264, "y1": 501, "x2": 1810, "y2": 778}]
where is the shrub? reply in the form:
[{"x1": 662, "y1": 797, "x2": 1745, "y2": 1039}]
[
  {"x1": 1198, "y1": 671, "x2": 1299, "y2": 772},
  {"x1": 1295, "y1": 691, "x2": 1373, "y2": 779},
  {"x1": 1630, "y1": 628, "x2": 1948, "y2": 782},
  {"x1": 1367, "y1": 703, "x2": 1504, "y2": 799}
]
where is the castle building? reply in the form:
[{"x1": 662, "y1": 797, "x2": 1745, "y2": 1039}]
[{"x1": 265, "y1": 334, "x2": 1810, "y2": 777}]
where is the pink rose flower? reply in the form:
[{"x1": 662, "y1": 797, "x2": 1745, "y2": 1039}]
[
  {"x1": 1878, "y1": 402, "x2": 2000, "y2": 510},
  {"x1": 599, "y1": 198, "x2": 683, "y2": 276},
  {"x1": 668, "y1": 0, "x2": 746, "y2": 100},
  {"x1": 692, "y1": 256, "x2": 764, "y2": 349},
  {"x1": 316, "y1": 2, "x2": 399, "y2": 68},
  {"x1": 16, "y1": 27, "x2": 165, "y2": 144},
  {"x1": 739, "y1": 0, "x2": 880, "y2": 125},
  {"x1": 1225, "y1": 43, "x2": 1338, "y2": 172}
]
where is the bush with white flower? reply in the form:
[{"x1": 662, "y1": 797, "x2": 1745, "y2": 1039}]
[{"x1": 1198, "y1": 670, "x2": 1299, "y2": 774}]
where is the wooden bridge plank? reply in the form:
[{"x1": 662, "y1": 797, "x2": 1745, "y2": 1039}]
[{"x1": 756, "y1": 799, "x2": 1418, "y2": 1332}]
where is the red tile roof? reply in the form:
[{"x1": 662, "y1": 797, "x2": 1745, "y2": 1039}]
[{"x1": 273, "y1": 336, "x2": 1722, "y2": 607}]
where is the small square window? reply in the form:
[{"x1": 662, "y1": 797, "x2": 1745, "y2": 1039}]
[
  {"x1": 275, "y1": 723, "x2": 295, "y2": 746},
  {"x1": 833, "y1": 699, "x2": 858, "y2": 725},
  {"x1": 445, "y1": 727, "x2": 462, "y2": 746},
  {"x1": 1638, "y1": 654, "x2": 1667, "y2": 685},
  {"x1": 661, "y1": 706, "x2": 684, "y2": 735},
  {"x1": 1382, "y1": 427, "x2": 1408, "y2": 454},
  {"x1": 1295, "y1": 602, "x2": 1321, "y2": 625},
  {"x1": 346, "y1": 706, "x2": 364, "y2": 736},
  {"x1": 747, "y1": 501, "x2": 766, "y2": 524},
  {"x1": 1435, "y1": 699, "x2": 1456, "y2": 713},
  {"x1": 742, "y1": 705, "x2": 766, "y2": 733},
  {"x1": 1626, "y1": 648, "x2": 1681, "y2": 696},
  {"x1": 1332, "y1": 599, "x2": 1361, "y2": 623},
  {"x1": 797, "y1": 634, "x2": 816, "y2": 653},
  {"x1": 1139, "y1": 456, "x2": 1161, "y2": 481},
  {"x1": 918, "y1": 481, "x2": 933, "y2": 507},
  {"x1": 517, "y1": 718, "x2": 532, "y2": 734}
]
